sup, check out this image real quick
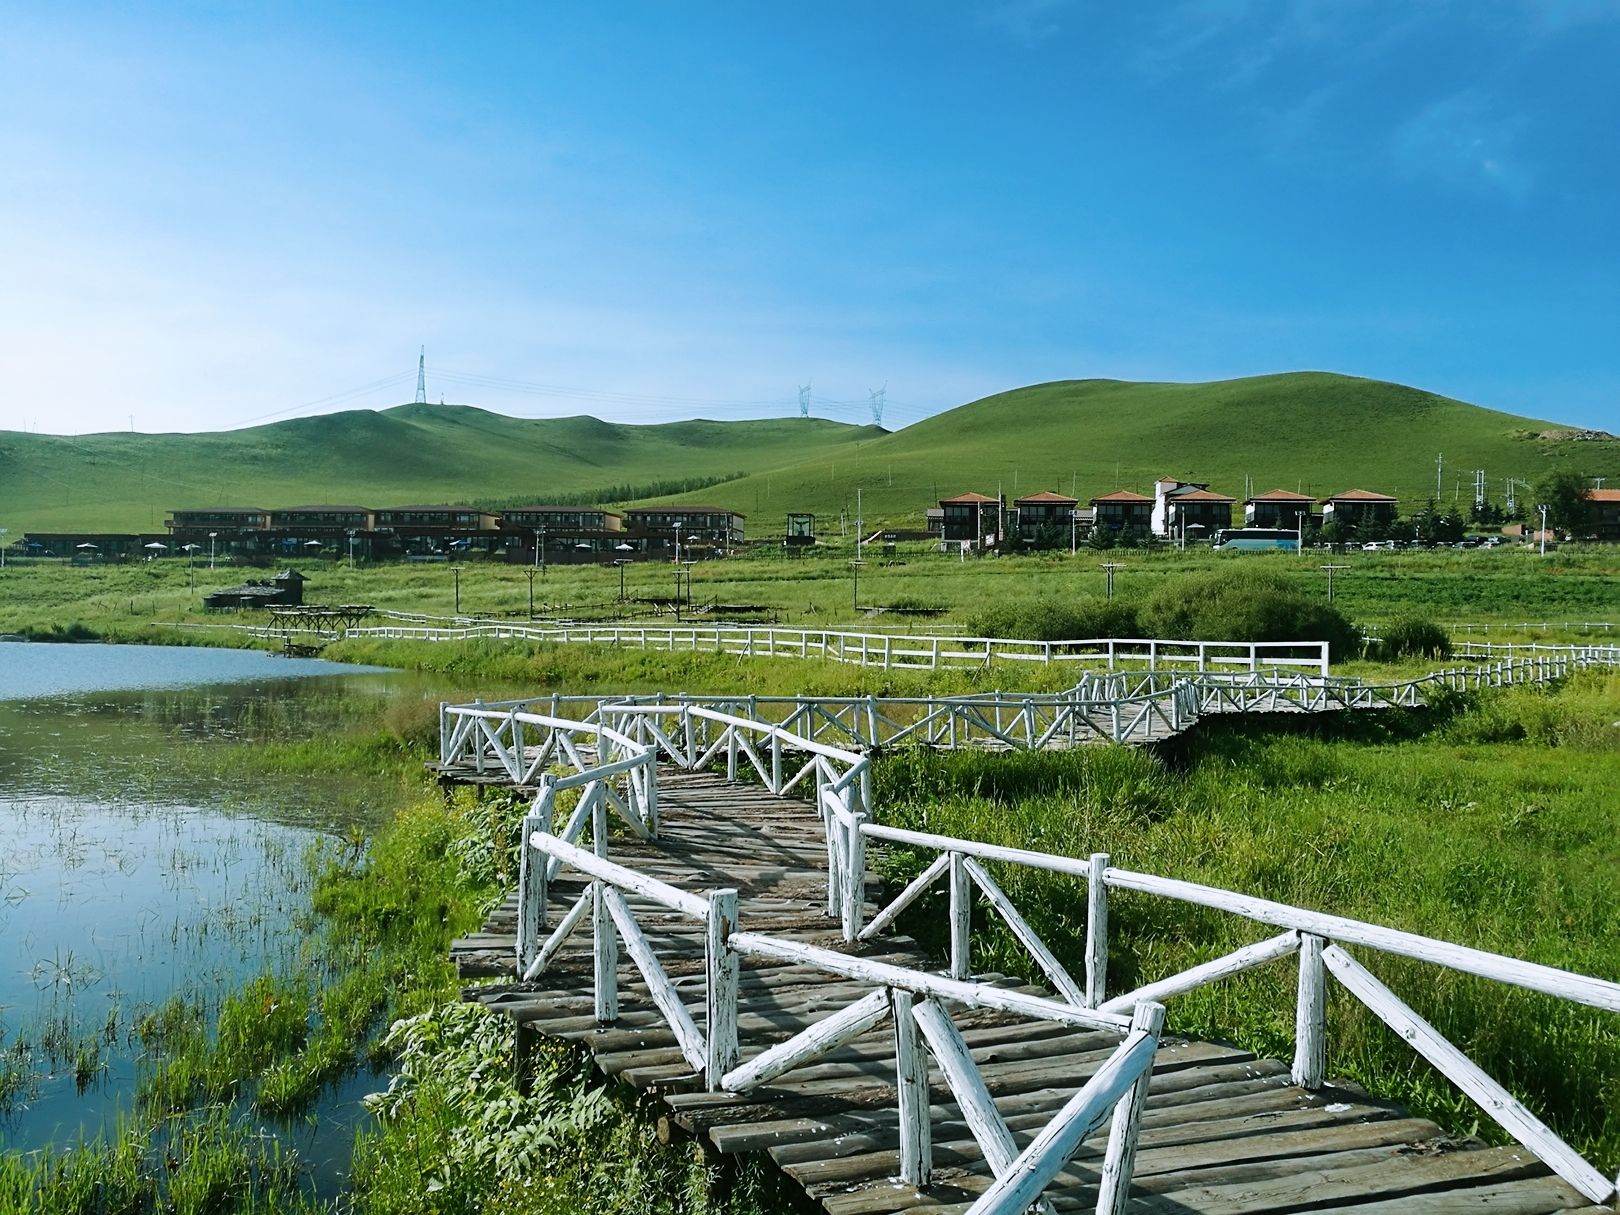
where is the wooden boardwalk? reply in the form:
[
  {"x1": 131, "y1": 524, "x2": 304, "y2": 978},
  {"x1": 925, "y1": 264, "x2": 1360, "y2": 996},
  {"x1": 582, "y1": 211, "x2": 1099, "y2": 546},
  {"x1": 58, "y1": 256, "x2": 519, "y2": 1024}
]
[{"x1": 450, "y1": 767, "x2": 1600, "y2": 1215}]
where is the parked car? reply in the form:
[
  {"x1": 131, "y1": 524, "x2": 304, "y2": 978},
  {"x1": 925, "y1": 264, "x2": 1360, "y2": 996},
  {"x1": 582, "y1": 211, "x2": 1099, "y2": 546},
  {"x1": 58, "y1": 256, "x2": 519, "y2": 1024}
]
[{"x1": 1361, "y1": 540, "x2": 1396, "y2": 551}]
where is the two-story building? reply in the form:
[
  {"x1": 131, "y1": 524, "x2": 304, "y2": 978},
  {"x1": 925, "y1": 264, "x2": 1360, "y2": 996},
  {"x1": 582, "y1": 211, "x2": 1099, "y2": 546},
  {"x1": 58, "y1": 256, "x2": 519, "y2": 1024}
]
[
  {"x1": 1089, "y1": 491, "x2": 1153, "y2": 534},
  {"x1": 1243, "y1": 490, "x2": 1318, "y2": 529},
  {"x1": 1151, "y1": 479, "x2": 1234, "y2": 538},
  {"x1": 937, "y1": 492, "x2": 1003, "y2": 544},
  {"x1": 1013, "y1": 491, "x2": 1079, "y2": 542},
  {"x1": 623, "y1": 507, "x2": 746, "y2": 556},
  {"x1": 371, "y1": 505, "x2": 501, "y2": 556},
  {"x1": 1587, "y1": 489, "x2": 1620, "y2": 541},
  {"x1": 1321, "y1": 489, "x2": 1398, "y2": 527},
  {"x1": 500, "y1": 506, "x2": 630, "y2": 563},
  {"x1": 165, "y1": 508, "x2": 270, "y2": 558}
]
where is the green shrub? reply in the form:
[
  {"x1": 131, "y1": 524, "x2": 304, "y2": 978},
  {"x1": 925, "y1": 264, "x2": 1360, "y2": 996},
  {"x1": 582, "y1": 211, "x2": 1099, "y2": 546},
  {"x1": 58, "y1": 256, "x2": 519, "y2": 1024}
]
[
  {"x1": 1377, "y1": 615, "x2": 1452, "y2": 660},
  {"x1": 1136, "y1": 568, "x2": 1361, "y2": 661},
  {"x1": 968, "y1": 595, "x2": 1140, "y2": 641}
]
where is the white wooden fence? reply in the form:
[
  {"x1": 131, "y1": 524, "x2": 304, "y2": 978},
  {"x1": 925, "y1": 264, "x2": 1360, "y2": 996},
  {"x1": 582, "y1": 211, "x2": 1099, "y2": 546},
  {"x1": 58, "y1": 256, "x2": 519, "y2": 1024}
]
[{"x1": 351, "y1": 618, "x2": 1332, "y2": 675}]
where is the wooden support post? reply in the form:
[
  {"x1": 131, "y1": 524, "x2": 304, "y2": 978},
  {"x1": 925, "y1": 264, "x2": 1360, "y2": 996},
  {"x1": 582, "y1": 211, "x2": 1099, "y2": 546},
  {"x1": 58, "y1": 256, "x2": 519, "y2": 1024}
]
[
  {"x1": 1086, "y1": 852, "x2": 1109, "y2": 1007},
  {"x1": 515, "y1": 800, "x2": 550, "y2": 972},
  {"x1": 1294, "y1": 932, "x2": 1327, "y2": 1089},
  {"x1": 592, "y1": 878, "x2": 619, "y2": 1023},
  {"x1": 1097, "y1": 1001, "x2": 1165, "y2": 1215},
  {"x1": 948, "y1": 850, "x2": 972, "y2": 981},
  {"x1": 842, "y1": 800, "x2": 866, "y2": 942},
  {"x1": 705, "y1": 889, "x2": 740, "y2": 1089},
  {"x1": 891, "y1": 989, "x2": 931, "y2": 1188}
]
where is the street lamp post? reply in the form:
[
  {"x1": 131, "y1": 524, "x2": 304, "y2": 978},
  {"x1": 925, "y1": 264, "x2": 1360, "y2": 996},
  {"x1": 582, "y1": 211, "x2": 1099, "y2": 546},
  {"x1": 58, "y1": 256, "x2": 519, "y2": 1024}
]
[
  {"x1": 525, "y1": 567, "x2": 537, "y2": 618},
  {"x1": 347, "y1": 529, "x2": 357, "y2": 570},
  {"x1": 672, "y1": 568, "x2": 690, "y2": 621},
  {"x1": 0, "y1": 528, "x2": 7, "y2": 570},
  {"x1": 209, "y1": 532, "x2": 218, "y2": 570},
  {"x1": 614, "y1": 560, "x2": 629, "y2": 601},
  {"x1": 1319, "y1": 563, "x2": 1348, "y2": 603},
  {"x1": 451, "y1": 566, "x2": 462, "y2": 615},
  {"x1": 1070, "y1": 510, "x2": 1077, "y2": 556},
  {"x1": 1100, "y1": 562, "x2": 1123, "y2": 599},
  {"x1": 851, "y1": 558, "x2": 864, "y2": 614},
  {"x1": 533, "y1": 529, "x2": 541, "y2": 571},
  {"x1": 1295, "y1": 511, "x2": 1305, "y2": 557},
  {"x1": 1538, "y1": 504, "x2": 1549, "y2": 557},
  {"x1": 673, "y1": 521, "x2": 683, "y2": 566}
]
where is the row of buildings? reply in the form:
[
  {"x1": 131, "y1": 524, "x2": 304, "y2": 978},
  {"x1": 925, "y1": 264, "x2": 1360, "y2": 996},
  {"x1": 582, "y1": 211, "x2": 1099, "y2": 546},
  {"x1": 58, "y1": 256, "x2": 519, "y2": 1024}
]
[
  {"x1": 20, "y1": 504, "x2": 747, "y2": 562},
  {"x1": 929, "y1": 480, "x2": 1402, "y2": 544}
]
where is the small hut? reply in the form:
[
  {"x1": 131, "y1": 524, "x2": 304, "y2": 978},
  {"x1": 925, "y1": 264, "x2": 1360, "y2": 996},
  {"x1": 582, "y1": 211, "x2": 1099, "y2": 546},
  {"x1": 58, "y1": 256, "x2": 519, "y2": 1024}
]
[{"x1": 203, "y1": 569, "x2": 308, "y2": 611}]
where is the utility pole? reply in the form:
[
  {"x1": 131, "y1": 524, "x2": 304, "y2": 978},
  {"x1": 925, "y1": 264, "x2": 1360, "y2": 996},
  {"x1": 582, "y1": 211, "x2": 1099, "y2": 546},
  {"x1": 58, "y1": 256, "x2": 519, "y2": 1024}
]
[
  {"x1": 1474, "y1": 470, "x2": 1486, "y2": 512},
  {"x1": 1435, "y1": 453, "x2": 1443, "y2": 503}
]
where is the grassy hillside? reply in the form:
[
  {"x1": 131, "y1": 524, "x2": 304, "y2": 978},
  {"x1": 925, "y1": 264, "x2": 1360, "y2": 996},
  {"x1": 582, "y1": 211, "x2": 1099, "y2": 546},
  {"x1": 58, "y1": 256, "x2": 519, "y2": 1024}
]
[
  {"x1": 0, "y1": 405, "x2": 883, "y2": 532},
  {"x1": 7, "y1": 373, "x2": 1617, "y2": 534},
  {"x1": 650, "y1": 373, "x2": 1620, "y2": 526}
]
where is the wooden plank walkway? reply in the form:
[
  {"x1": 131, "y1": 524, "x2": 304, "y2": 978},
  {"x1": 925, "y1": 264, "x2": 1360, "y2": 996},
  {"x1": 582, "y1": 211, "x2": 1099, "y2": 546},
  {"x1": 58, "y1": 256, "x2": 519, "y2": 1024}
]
[{"x1": 449, "y1": 768, "x2": 1599, "y2": 1215}]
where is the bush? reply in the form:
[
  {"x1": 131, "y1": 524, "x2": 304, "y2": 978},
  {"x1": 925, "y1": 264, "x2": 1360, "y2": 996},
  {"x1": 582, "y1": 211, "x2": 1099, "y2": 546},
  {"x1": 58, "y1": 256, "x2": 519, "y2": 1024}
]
[
  {"x1": 1136, "y1": 568, "x2": 1361, "y2": 661},
  {"x1": 969, "y1": 595, "x2": 1140, "y2": 641},
  {"x1": 1376, "y1": 615, "x2": 1452, "y2": 661}
]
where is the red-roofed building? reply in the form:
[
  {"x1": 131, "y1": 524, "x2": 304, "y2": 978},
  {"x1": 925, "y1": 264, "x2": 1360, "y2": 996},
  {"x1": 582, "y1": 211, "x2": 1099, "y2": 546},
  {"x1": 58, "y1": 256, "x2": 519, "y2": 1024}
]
[
  {"x1": 937, "y1": 492, "x2": 1004, "y2": 543},
  {"x1": 1089, "y1": 490, "x2": 1153, "y2": 534},
  {"x1": 1151, "y1": 479, "x2": 1234, "y2": 537},
  {"x1": 1243, "y1": 489, "x2": 1317, "y2": 529},
  {"x1": 1013, "y1": 490, "x2": 1079, "y2": 541},
  {"x1": 1587, "y1": 488, "x2": 1620, "y2": 541},
  {"x1": 1321, "y1": 489, "x2": 1398, "y2": 526}
]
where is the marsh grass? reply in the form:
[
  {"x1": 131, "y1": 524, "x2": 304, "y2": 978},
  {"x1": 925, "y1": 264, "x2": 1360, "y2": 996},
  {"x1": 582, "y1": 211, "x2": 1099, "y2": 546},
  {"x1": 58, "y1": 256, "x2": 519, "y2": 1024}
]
[{"x1": 873, "y1": 672, "x2": 1620, "y2": 1167}]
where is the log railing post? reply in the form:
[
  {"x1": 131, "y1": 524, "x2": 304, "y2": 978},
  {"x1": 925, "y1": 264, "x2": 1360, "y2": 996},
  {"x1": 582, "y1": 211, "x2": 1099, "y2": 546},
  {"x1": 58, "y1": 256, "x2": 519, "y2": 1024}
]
[
  {"x1": 949, "y1": 850, "x2": 972, "y2": 980},
  {"x1": 1086, "y1": 853, "x2": 1109, "y2": 1007},
  {"x1": 705, "y1": 888, "x2": 740, "y2": 1088},
  {"x1": 1294, "y1": 932, "x2": 1327, "y2": 1089},
  {"x1": 592, "y1": 877, "x2": 619, "y2": 1024},
  {"x1": 1097, "y1": 1001, "x2": 1166, "y2": 1215},
  {"x1": 514, "y1": 791, "x2": 553, "y2": 973},
  {"x1": 891, "y1": 989, "x2": 931, "y2": 1187},
  {"x1": 438, "y1": 702, "x2": 450, "y2": 764},
  {"x1": 842, "y1": 798, "x2": 866, "y2": 942}
]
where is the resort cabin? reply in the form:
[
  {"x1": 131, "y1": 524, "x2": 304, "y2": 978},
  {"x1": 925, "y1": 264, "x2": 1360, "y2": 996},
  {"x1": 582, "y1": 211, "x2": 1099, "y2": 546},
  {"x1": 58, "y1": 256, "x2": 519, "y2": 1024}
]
[
  {"x1": 500, "y1": 506, "x2": 631, "y2": 564},
  {"x1": 266, "y1": 506, "x2": 375, "y2": 536},
  {"x1": 1321, "y1": 489, "x2": 1398, "y2": 527},
  {"x1": 1243, "y1": 489, "x2": 1318, "y2": 529},
  {"x1": 937, "y1": 492, "x2": 1003, "y2": 544},
  {"x1": 1586, "y1": 489, "x2": 1620, "y2": 541},
  {"x1": 1151, "y1": 479, "x2": 1234, "y2": 538},
  {"x1": 372, "y1": 506, "x2": 501, "y2": 557},
  {"x1": 164, "y1": 508, "x2": 270, "y2": 559},
  {"x1": 1013, "y1": 491, "x2": 1079, "y2": 541},
  {"x1": 1088, "y1": 490, "x2": 1154, "y2": 534},
  {"x1": 623, "y1": 507, "x2": 746, "y2": 557}
]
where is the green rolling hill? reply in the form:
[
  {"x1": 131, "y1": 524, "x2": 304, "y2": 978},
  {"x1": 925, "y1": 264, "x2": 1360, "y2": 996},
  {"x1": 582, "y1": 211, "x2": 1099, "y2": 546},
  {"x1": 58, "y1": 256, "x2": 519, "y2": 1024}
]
[
  {"x1": 0, "y1": 406, "x2": 882, "y2": 533},
  {"x1": 4, "y1": 373, "x2": 1616, "y2": 535},
  {"x1": 652, "y1": 373, "x2": 1620, "y2": 527}
]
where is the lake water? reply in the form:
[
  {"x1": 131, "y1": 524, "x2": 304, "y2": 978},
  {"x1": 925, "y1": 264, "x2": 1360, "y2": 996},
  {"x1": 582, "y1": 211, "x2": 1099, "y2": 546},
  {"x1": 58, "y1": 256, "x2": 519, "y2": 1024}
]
[{"x1": 0, "y1": 641, "x2": 406, "y2": 1187}]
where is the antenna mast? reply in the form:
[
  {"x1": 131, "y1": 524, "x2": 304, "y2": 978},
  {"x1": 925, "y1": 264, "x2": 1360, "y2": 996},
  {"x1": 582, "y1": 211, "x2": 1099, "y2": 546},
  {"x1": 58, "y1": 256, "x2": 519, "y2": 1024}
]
[{"x1": 415, "y1": 346, "x2": 427, "y2": 404}]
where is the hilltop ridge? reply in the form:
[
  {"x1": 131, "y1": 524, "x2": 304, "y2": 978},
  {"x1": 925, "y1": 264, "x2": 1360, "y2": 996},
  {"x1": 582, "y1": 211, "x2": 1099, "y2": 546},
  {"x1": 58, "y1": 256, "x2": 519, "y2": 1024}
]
[{"x1": 3, "y1": 373, "x2": 1617, "y2": 533}]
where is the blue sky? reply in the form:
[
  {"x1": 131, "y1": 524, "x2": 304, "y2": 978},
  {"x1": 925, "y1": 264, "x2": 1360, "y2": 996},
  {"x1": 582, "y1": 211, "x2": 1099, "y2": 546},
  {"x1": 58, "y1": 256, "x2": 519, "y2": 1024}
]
[{"x1": 3, "y1": 1, "x2": 1617, "y2": 435}]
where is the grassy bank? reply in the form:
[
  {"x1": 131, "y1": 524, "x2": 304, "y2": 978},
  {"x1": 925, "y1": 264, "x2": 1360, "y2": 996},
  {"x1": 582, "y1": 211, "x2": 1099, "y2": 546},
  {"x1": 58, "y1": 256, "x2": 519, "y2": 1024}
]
[{"x1": 873, "y1": 672, "x2": 1620, "y2": 1168}]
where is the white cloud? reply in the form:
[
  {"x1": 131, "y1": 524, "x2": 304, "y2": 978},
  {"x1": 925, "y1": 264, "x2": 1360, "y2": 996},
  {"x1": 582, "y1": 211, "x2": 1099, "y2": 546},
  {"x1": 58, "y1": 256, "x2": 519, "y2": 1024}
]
[{"x1": 1392, "y1": 89, "x2": 1533, "y2": 200}]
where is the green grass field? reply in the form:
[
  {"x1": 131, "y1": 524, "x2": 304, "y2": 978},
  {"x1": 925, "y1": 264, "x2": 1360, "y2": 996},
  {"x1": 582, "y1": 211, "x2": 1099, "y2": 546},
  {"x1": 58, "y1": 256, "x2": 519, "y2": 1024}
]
[
  {"x1": 6, "y1": 372, "x2": 1619, "y2": 535},
  {"x1": 4, "y1": 543, "x2": 1615, "y2": 652}
]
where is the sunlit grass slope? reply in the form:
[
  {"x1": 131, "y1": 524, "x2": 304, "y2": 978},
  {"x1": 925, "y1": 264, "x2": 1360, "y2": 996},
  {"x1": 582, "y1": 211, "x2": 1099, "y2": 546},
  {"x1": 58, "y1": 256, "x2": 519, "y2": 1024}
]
[
  {"x1": 652, "y1": 372, "x2": 1620, "y2": 524},
  {"x1": 0, "y1": 405, "x2": 882, "y2": 532}
]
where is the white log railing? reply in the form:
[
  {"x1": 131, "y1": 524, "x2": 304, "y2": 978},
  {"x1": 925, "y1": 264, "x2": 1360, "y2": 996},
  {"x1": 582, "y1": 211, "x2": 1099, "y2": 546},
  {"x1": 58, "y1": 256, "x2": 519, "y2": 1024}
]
[
  {"x1": 853, "y1": 823, "x2": 1620, "y2": 1206},
  {"x1": 514, "y1": 771, "x2": 1162, "y2": 1214},
  {"x1": 350, "y1": 619, "x2": 1332, "y2": 675}
]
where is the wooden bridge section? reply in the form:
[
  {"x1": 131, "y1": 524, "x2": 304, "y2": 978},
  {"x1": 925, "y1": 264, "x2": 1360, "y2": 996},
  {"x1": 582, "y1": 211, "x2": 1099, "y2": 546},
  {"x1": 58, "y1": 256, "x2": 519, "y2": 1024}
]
[
  {"x1": 438, "y1": 689, "x2": 1618, "y2": 1215},
  {"x1": 450, "y1": 769, "x2": 1597, "y2": 1215}
]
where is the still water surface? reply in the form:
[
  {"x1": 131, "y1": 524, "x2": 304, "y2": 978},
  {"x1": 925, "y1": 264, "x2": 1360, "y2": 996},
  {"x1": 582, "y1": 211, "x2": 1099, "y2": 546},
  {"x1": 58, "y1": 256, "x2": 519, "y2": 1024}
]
[{"x1": 0, "y1": 641, "x2": 406, "y2": 1188}]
